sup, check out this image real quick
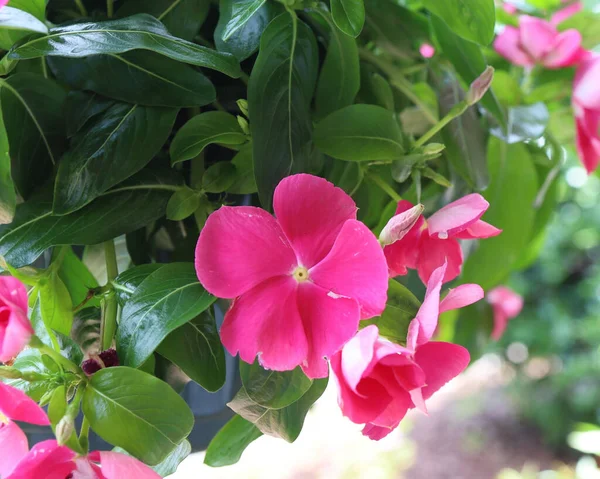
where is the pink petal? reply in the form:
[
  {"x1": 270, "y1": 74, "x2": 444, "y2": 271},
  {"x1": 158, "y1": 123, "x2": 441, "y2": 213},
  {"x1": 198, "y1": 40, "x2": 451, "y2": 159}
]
[
  {"x1": 339, "y1": 325, "x2": 380, "y2": 392},
  {"x1": 379, "y1": 203, "x2": 424, "y2": 246},
  {"x1": 384, "y1": 201, "x2": 424, "y2": 277},
  {"x1": 0, "y1": 382, "x2": 50, "y2": 426},
  {"x1": 0, "y1": 421, "x2": 29, "y2": 477},
  {"x1": 273, "y1": 174, "x2": 357, "y2": 269},
  {"x1": 491, "y1": 310, "x2": 510, "y2": 340},
  {"x1": 503, "y1": 3, "x2": 517, "y2": 14},
  {"x1": 89, "y1": 451, "x2": 161, "y2": 479},
  {"x1": 415, "y1": 234, "x2": 463, "y2": 284},
  {"x1": 195, "y1": 206, "x2": 297, "y2": 298},
  {"x1": 0, "y1": 308, "x2": 33, "y2": 363},
  {"x1": 454, "y1": 220, "x2": 502, "y2": 239},
  {"x1": 544, "y1": 30, "x2": 583, "y2": 68},
  {"x1": 310, "y1": 220, "x2": 388, "y2": 319},
  {"x1": 0, "y1": 276, "x2": 28, "y2": 312},
  {"x1": 414, "y1": 342, "x2": 470, "y2": 400},
  {"x1": 519, "y1": 16, "x2": 557, "y2": 61},
  {"x1": 296, "y1": 281, "x2": 360, "y2": 379},
  {"x1": 487, "y1": 286, "x2": 524, "y2": 318},
  {"x1": 494, "y1": 26, "x2": 534, "y2": 67},
  {"x1": 575, "y1": 109, "x2": 600, "y2": 174},
  {"x1": 551, "y1": 2, "x2": 583, "y2": 26},
  {"x1": 426, "y1": 194, "x2": 490, "y2": 238},
  {"x1": 419, "y1": 43, "x2": 435, "y2": 58},
  {"x1": 362, "y1": 423, "x2": 395, "y2": 440},
  {"x1": 6, "y1": 439, "x2": 76, "y2": 479},
  {"x1": 220, "y1": 276, "x2": 308, "y2": 372},
  {"x1": 439, "y1": 284, "x2": 484, "y2": 314},
  {"x1": 574, "y1": 58, "x2": 600, "y2": 110},
  {"x1": 409, "y1": 388, "x2": 428, "y2": 415}
]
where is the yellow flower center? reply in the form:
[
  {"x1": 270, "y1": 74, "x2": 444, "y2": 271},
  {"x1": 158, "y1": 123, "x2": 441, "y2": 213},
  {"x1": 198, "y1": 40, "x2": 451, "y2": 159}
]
[
  {"x1": 293, "y1": 266, "x2": 309, "y2": 283},
  {"x1": 0, "y1": 412, "x2": 8, "y2": 426}
]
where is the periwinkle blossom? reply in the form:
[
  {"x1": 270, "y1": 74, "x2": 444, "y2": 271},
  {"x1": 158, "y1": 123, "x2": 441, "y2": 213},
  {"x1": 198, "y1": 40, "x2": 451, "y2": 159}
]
[
  {"x1": 195, "y1": 174, "x2": 388, "y2": 379},
  {"x1": 572, "y1": 55, "x2": 600, "y2": 173},
  {"x1": 487, "y1": 286, "x2": 524, "y2": 340},
  {"x1": 0, "y1": 276, "x2": 34, "y2": 363}
]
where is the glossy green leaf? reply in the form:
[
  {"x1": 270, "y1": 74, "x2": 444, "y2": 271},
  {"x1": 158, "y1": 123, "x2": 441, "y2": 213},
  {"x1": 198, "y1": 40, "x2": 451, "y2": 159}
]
[
  {"x1": 7, "y1": 0, "x2": 46, "y2": 20},
  {"x1": 248, "y1": 13, "x2": 318, "y2": 208},
  {"x1": 228, "y1": 144, "x2": 257, "y2": 194},
  {"x1": 82, "y1": 367, "x2": 194, "y2": 465},
  {"x1": 0, "y1": 170, "x2": 180, "y2": 268},
  {"x1": 0, "y1": 73, "x2": 66, "y2": 198},
  {"x1": 55, "y1": 247, "x2": 100, "y2": 308},
  {"x1": 157, "y1": 310, "x2": 226, "y2": 392},
  {"x1": 240, "y1": 361, "x2": 312, "y2": 409},
  {"x1": 3, "y1": 348, "x2": 50, "y2": 400},
  {"x1": 0, "y1": 106, "x2": 16, "y2": 224},
  {"x1": 490, "y1": 103, "x2": 549, "y2": 144},
  {"x1": 422, "y1": 0, "x2": 495, "y2": 45},
  {"x1": 204, "y1": 415, "x2": 263, "y2": 467},
  {"x1": 113, "y1": 263, "x2": 164, "y2": 305},
  {"x1": 171, "y1": 111, "x2": 246, "y2": 165},
  {"x1": 331, "y1": 0, "x2": 365, "y2": 37},
  {"x1": 313, "y1": 10, "x2": 360, "y2": 119},
  {"x1": 166, "y1": 186, "x2": 201, "y2": 221},
  {"x1": 49, "y1": 51, "x2": 216, "y2": 108},
  {"x1": 117, "y1": 262, "x2": 216, "y2": 368},
  {"x1": 220, "y1": 0, "x2": 266, "y2": 40},
  {"x1": 10, "y1": 14, "x2": 242, "y2": 78},
  {"x1": 431, "y1": 16, "x2": 506, "y2": 128},
  {"x1": 314, "y1": 104, "x2": 404, "y2": 162},
  {"x1": 38, "y1": 270, "x2": 73, "y2": 336},
  {"x1": 461, "y1": 137, "x2": 538, "y2": 289},
  {"x1": 53, "y1": 103, "x2": 177, "y2": 214},
  {"x1": 228, "y1": 377, "x2": 327, "y2": 442},
  {"x1": 0, "y1": 6, "x2": 47, "y2": 50},
  {"x1": 202, "y1": 162, "x2": 237, "y2": 193},
  {"x1": 64, "y1": 91, "x2": 115, "y2": 138},
  {"x1": 114, "y1": 440, "x2": 192, "y2": 477}
]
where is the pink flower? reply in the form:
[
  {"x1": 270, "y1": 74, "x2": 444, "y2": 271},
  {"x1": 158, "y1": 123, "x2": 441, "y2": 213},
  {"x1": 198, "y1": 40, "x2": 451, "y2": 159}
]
[
  {"x1": 494, "y1": 15, "x2": 585, "y2": 68},
  {"x1": 0, "y1": 382, "x2": 50, "y2": 478},
  {"x1": 551, "y1": 2, "x2": 583, "y2": 26},
  {"x1": 383, "y1": 195, "x2": 501, "y2": 284},
  {"x1": 573, "y1": 55, "x2": 600, "y2": 173},
  {"x1": 503, "y1": 3, "x2": 518, "y2": 15},
  {"x1": 195, "y1": 174, "x2": 388, "y2": 379},
  {"x1": 487, "y1": 286, "x2": 523, "y2": 340},
  {"x1": 0, "y1": 276, "x2": 33, "y2": 363},
  {"x1": 331, "y1": 263, "x2": 483, "y2": 440},
  {"x1": 6, "y1": 440, "x2": 161, "y2": 479},
  {"x1": 419, "y1": 43, "x2": 435, "y2": 58},
  {"x1": 0, "y1": 1, "x2": 8, "y2": 8}
]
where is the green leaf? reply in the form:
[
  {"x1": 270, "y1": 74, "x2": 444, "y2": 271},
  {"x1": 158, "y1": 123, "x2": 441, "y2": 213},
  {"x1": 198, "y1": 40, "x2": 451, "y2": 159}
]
[
  {"x1": 228, "y1": 377, "x2": 327, "y2": 442},
  {"x1": 166, "y1": 186, "x2": 201, "y2": 221},
  {"x1": 0, "y1": 73, "x2": 66, "y2": 198},
  {"x1": 558, "y1": 11, "x2": 600, "y2": 49},
  {"x1": 422, "y1": 0, "x2": 495, "y2": 46},
  {"x1": 10, "y1": 14, "x2": 242, "y2": 78},
  {"x1": 313, "y1": 10, "x2": 360, "y2": 119},
  {"x1": 491, "y1": 70, "x2": 522, "y2": 107},
  {"x1": 358, "y1": 67, "x2": 395, "y2": 111},
  {"x1": 0, "y1": 105, "x2": 16, "y2": 224},
  {"x1": 0, "y1": 6, "x2": 47, "y2": 50},
  {"x1": 228, "y1": 143, "x2": 257, "y2": 194},
  {"x1": 0, "y1": 170, "x2": 180, "y2": 268},
  {"x1": 55, "y1": 247, "x2": 100, "y2": 308},
  {"x1": 239, "y1": 360, "x2": 312, "y2": 409},
  {"x1": 53, "y1": 103, "x2": 177, "y2": 214},
  {"x1": 461, "y1": 137, "x2": 538, "y2": 289},
  {"x1": 7, "y1": 0, "x2": 46, "y2": 20},
  {"x1": 362, "y1": 279, "x2": 420, "y2": 344},
  {"x1": 490, "y1": 103, "x2": 549, "y2": 144},
  {"x1": 221, "y1": 0, "x2": 266, "y2": 40},
  {"x1": 170, "y1": 111, "x2": 246, "y2": 165},
  {"x1": 82, "y1": 367, "x2": 194, "y2": 465},
  {"x1": 157, "y1": 310, "x2": 226, "y2": 392},
  {"x1": 430, "y1": 15, "x2": 506, "y2": 128},
  {"x1": 3, "y1": 348, "x2": 50, "y2": 400},
  {"x1": 38, "y1": 270, "x2": 73, "y2": 336},
  {"x1": 113, "y1": 263, "x2": 164, "y2": 305},
  {"x1": 64, "y1": 91, "x2": 115, "y2": 138},
  {"x1": 331, "y1": 0, "x2": 365, "y2": 37},
  {"x1": 117, "y1": 262, "x2": 216, "y2": 368},
  {"x1": 204, "y1": 415, "x2": 263, "y2": 467},
  {"x1": 314, "y1": 104, "x2": 404, "y2": 162},
  {"x1": 202, "y1": 162, "x2": 237, "y2": 193},
  {"x1": 248, "y1": 13, "x2": 318, "y2": 209},
  {"x1": 48, "y1": 51, "x2": 216, "y2": 108},
  {"x1": 114, "y1": 440, "x2": 192, "y2": 477},
  {"x1": 48, "y1": 385, "x2": 84, "y2": 454}
]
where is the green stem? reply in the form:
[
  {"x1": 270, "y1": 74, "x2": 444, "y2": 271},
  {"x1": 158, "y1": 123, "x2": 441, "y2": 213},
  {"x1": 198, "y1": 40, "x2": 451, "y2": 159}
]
[
  {"x1": 31, "y1": 338, "x2": 80, "y2": 374},
  {"x1": 107, "y1": 0, "x2": 114, "y2": 17},
  {"x1": 79, "y1": 416, "x2": 90, "y2": 452},
  {"x1": 74, "y1": 0, "x2": 88, "y2": 16},
  {"x1": 40, "y1": 58, "x2": 48, "y2": 79},
  {"x1": 101, "y1": 240, "x2": 119, "y2": 350},
  {"x1": 412, "y1": 101, "x2": 469, "y2": 150},
  {"x1": 365, "y1": 171, "x2": 402, "y2": 202}
]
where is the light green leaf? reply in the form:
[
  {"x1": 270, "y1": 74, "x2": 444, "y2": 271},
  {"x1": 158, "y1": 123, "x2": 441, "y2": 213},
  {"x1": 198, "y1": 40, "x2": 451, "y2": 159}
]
[
  {"x1": 331, "y1": 0, "x2": 365, "y2": 37},
  {"x1": 204, "y1": 415, "x2": 263, "y2": 467},
  {"x1": 423, "y1": 0, "x2": 495, "y2": 45},
  {"x1": 38, "y1": 270, "x2": 73, "y2": 336},
  {"x1": 166, "y1": 186, "x2": 201, "y2": 221},
  {"x1": 0, "y1": 6, "x2": 47, "y2": 50}
]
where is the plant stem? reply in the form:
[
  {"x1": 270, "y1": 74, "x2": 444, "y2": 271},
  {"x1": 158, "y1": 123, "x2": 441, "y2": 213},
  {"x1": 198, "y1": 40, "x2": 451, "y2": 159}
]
[
  {"x1": 100, "y1": 240, "x2": 119, "y2": 350},
  {"x1": 40, "y1": 58, "x2": 48, "y2": 79},
  {"x1": 107, "y1": 0, "x2": 114, "y2": 17},
  {"x1": 31, "y1": 338, "x2": 80, "y2": 374},
  {"x1": 365, "y1": 171, "x2": 402, "y2": 202},
  {"x1": 74, "y1": 0, "x2": 88, "y2": 16},
  {"x1": 79, "y1": 416, "x2": 90, "y2": 453},
  {"x1": 412, "y1": 101, "x2": 469, "y2": 150}
]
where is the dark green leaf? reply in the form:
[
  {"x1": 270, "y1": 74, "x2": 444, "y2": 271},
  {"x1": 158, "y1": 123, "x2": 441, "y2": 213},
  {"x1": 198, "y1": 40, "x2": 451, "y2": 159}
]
[
  {"x1": 114, "y1": 440, "x2": 192, "y2": 477},
  {"x1": 157, "y1": 310, "x2": 226, "y2": 392},
  {"x1": 331, "y1": 0, "x2": 365, "y2": 37},
  {"x1": 0, "y1": 6, "x2": 47, "y2": 50},
  {"x1": 170, "y1": 111, "x2": 246, "y2": 165},
  {"x1": 228, "y1": 143, "x2": 257, "y2": 194},
  {"x1": 221, "y1": 0, "x2": 266, "y2": 40},
  {"x1": 82, "y1": 367, "x2": 194, "y2": 465},
  {"x1": 64, "y1": 91, "x2": 115, "y2": 138},
  {"x1": 113, "y1": 263, "x2": 164, "y2": 305},
  {"x1": 422, "y1": 0, "x2": 495, "y2": 45},
  {"x1": 117, "y1": 262, "x2": 216, "y2": 368},
  {"x1": 49, "y1": 51, "x2": 216, "y2": 108},
  {"x1": 166, "y1": 186, "x2": 201, "y2": 221},
  {"x1": 53, "y1": 103, "x2": 177, "y2": 214},
  {"x1": 38, "y1": 270, "x2": 73, "y2": 336},
  {"x1": 314, "y1": 104, "x2": 404, "y2": 161},
  {"x1": 7, "y1": 0, "x2": 46, "y2": 21},
  {"x1": 248, "y1": 13, "x2": 318, "y2": 208},
  {"x1": 10, "y1": 14, "x2": 242, "y2": 78},
  {"x1": 0, "y1": 170, "x2": 180, "y2": 268},
  {"x1": 490, "y1": 103, "x2": 549, "y2": 144},
  {"x1": 0, "y1": 73, "x2": 66, "y2": 198},
  {"x1": 204, "y1": 415, "x2": 263, "y2": 467},
  {"x1": 0, "y1": 106, "x2": 16, "y2": 224},
  {"x1": 239, "y1": 360, "x2": 312, "y2": 409},
  {"x1": 202, "y1": 162, "x2": 237, "y2": 193}
]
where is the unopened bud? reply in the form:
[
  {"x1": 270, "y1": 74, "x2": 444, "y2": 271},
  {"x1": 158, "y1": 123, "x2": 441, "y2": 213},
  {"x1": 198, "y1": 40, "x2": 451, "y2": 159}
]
[
  {"x1": 466, "y1": 66, "x2": 494, "y2": 106},
  {"x1": 237, "y1": 115, "x2": 250, "y2": 135},
  {"x1": 56, "y1": 415, "x2": 75, "y2": 446},
  {"x1": 379, "y1": 204, "x2": 424, "y2": 246},
  {"x1": 0, "y1": 366, "x2": 22, "y2": 379},
  {"x1": 236, "y1": 99, "x2": 249, "y2": 117},
  {"x1": 81, "y1": 348, "x2": 119, "y2": 376},
  {"x1": 422, "y1": 143, "x2": 446, "y2": 156}
]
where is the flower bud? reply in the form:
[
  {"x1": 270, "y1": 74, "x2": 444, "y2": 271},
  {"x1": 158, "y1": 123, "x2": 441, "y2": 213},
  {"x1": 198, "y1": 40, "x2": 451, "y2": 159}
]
[
  {"x1": 56, "y1": 415, "x2": 75, "y2": 446},
  {"x1": 466, "y1": 66, "x2": 495, "y2": 106},
  {"x1": 422, "y1": 143, "x2": 446, "y2": 156},
  {"x1": 81, "y1": 348, "x2": 119, "y2": 376},
  {"x1": 237, "y1": 115, "x2": 250, "y2": 135},
  {"x1": 0, "y1": 366, "x2": 22, "y2": 379},
  {"x1": 236, "y1": 99, "x2": 249, "y2": 117},
  {"x1": 379, "y1": 204, "x2": 425, "y2": 246}
]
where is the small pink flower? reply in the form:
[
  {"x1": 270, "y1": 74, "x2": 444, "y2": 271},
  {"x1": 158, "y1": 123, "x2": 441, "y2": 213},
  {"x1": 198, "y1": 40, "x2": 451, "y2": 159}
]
[
  {"x1": 487, "y1": 286, "x2": 523, "y2": 340},
  {"x1": 494, "y1": 15, "x2": 585, "y2": 68},
  {"x1": 573, "y1": 55, "x2": 600, "y2": 173},
  {"x1": 0, "y1": 276, "x2": 33, "y2": 363},
  {"x1": 383, "y1": 195, "x2": 501, "y2": 284},
  {"x1": 419, "y1": 43, "x2": 435, "y2": 59},
  {"x1": 195, "y1": 174, "x2": 388, "y2": 379},
  {"x1": 331, "y1": 263, "x2": 483, "y2": 440},
  {"x1": 0, "y1": 382, "x2": 50, "y2": 478},
  {"x1": 6, "y1": 440, "x2": 161, "y2": 479},
  {"x1": 551, "y1": 2, "x2": 583, "y2": 26},
  {"x1": 503, "y1": 3, "x2": 518, "y2": 15}
]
